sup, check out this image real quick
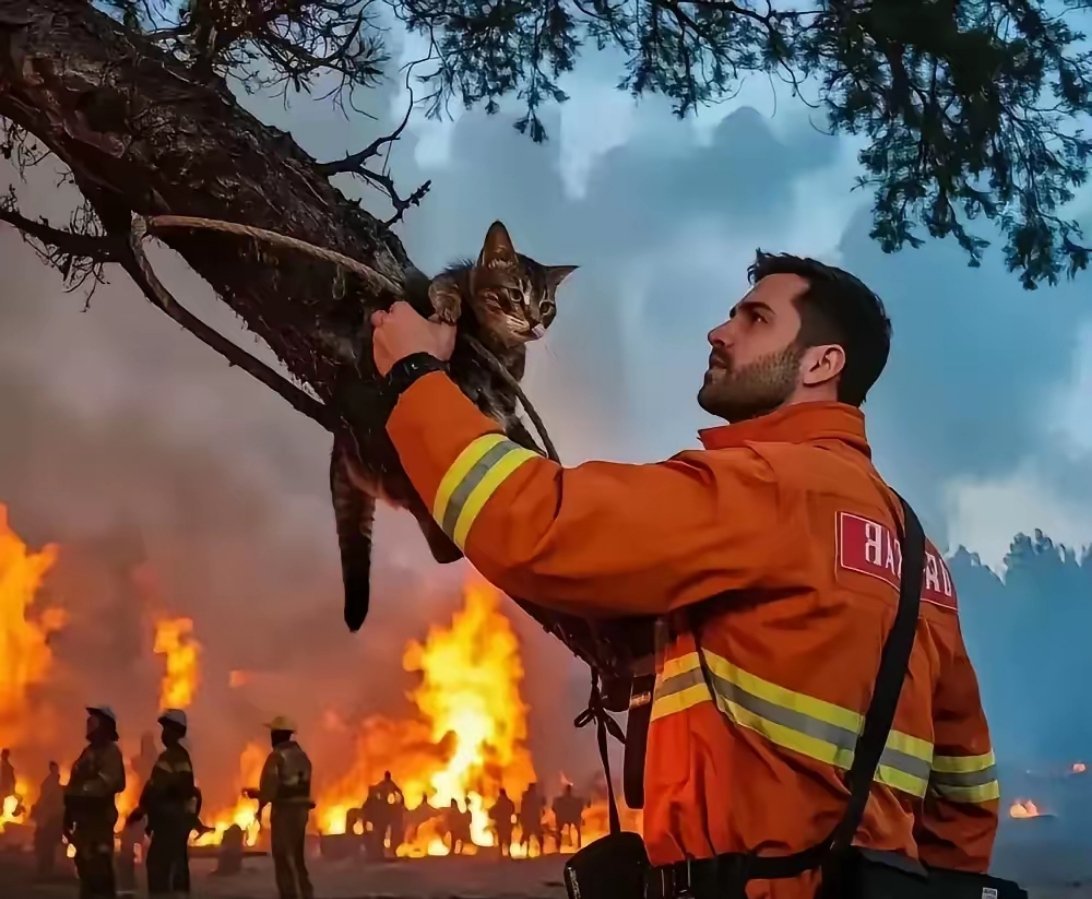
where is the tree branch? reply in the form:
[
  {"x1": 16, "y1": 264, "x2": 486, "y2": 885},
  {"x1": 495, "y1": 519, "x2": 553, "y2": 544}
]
[
  {"x1": 316, "y1": 84, "x2": 415, "y2": 176},
  {"x1": 0, "y1": 205, "x2": 122, "y2": 261},
  {"x1": 123, "y1": 218, "x2": 334, "y2": 431},
  {"x1": 316, "y1": 90, "x2": 431, "y2": 224}
]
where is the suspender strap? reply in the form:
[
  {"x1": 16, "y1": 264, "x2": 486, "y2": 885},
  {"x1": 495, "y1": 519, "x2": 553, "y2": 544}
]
[{"x1": 688, "y1": 493, "x2": 926, "y2": 884}]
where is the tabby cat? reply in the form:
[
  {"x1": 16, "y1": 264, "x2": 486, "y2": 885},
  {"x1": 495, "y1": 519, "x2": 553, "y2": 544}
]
[{"x1": 330, "y1": 221, "x2": 577, "y2": 632}]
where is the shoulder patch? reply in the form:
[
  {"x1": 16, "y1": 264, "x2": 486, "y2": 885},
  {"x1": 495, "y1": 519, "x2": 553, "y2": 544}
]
[{"x1": 837, "y1": 511, "x2": 958, "y2": 611}]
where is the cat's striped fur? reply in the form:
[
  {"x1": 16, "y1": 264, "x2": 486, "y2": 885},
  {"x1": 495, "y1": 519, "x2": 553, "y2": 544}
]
[{"x1": 331, "y1": 222, "x2": 577, "y2": 632}]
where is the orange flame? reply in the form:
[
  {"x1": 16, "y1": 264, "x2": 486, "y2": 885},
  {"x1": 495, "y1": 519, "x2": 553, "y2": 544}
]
[
  {"x1": 153, "y1": 617, "x2": 200, "y2": 710},
  {"x1": 0, "y1": 504, "x2": 63, "y2": 751},
  {"x1": 192, "y1": 741, "x2": 266, "y2": 847},
  {"x1": 316, "y1": 578, "x2": 537, "y2": 857},
  {"x1": 1009, "y1": 798, "x2": 1043, "y2": 818}
]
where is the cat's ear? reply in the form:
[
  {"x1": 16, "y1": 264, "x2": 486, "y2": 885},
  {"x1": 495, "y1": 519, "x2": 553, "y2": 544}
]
[
  {"x1": 545, "y1": 265, "x2": 578, "y2": 291},
  {"x1": 478, "y1": 221, "x2": 519, "y2": 269}
]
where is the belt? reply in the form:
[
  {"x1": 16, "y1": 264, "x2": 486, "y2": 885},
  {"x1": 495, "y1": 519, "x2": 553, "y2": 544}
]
[{"x1": 649, "y1": 855, "x2": 752, "y2": 899}]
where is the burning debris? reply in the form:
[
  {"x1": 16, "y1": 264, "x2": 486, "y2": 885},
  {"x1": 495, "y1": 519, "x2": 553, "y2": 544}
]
[{"x1": 1009, "y1": 799, "x2": 1045, "y2": 819}]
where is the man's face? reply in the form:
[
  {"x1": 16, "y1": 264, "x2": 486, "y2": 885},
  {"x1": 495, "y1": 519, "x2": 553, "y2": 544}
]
[
  {"x1": 698, "y1": 273, "x2": 809, "y2": 422},
  {"x1": 85, "y1": 715, "x2": 100, "y2": 740}
]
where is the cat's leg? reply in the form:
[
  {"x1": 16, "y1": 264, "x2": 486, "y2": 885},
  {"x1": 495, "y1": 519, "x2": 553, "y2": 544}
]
[
  {"x1": 427, "y1": 273, "x2": 462, "y2": 324},
  {"x1": 506, "y1": 417, "x2": 547, "y2": 457}
]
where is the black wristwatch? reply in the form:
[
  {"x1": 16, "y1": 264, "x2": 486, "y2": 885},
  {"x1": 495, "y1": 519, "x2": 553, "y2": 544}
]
[{"x1": 383, "y1": 352, "x2": 449, "y2": 398}]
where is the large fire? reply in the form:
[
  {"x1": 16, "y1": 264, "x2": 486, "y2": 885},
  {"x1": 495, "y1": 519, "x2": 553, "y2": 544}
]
[
  {"x1": 0, "y1": 499, "x2": 636, "y2": 858},
  {"x1": 0, "y1": 505, "x2": 64, "y2": 835},
  {"x1": 316, "y1": 579, "x2": 538, "y2": 857},
  {"x1": 153, "y1": 617, "x2": 201, "y2": 710},
  {"x1": 0, "y1": 504, "x2": 64, "y2": 748}
]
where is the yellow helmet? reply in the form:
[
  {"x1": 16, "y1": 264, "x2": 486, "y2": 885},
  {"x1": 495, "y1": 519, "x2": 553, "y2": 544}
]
[{"x1": 263, "y1": 715, "x2": 297, "y2": 733}]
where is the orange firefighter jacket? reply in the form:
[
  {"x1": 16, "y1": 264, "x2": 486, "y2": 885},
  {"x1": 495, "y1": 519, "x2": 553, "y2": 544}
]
[{"x1": 387, "y1": 373, "x2": 999, "y2": 894}]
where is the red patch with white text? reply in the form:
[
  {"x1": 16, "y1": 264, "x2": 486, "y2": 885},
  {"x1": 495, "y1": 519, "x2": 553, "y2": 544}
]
[{"x1": 838, "y1": 512, "x2": 958, "y2": 611}]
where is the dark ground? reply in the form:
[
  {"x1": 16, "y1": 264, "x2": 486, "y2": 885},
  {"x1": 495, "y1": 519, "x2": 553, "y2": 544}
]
[{"x1": 1, "y1": 832, "x2": 1089, "y2": 899}]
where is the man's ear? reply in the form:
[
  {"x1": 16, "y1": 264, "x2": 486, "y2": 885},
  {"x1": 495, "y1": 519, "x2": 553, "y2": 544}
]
[{"x1": 800, "y1": 344, "x2": 845, "y2": 388}]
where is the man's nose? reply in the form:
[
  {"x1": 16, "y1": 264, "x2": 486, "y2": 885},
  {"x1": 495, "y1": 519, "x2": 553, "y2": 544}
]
[{"x1": 708, "y1": 320, "x2": 732, "y2": 347}]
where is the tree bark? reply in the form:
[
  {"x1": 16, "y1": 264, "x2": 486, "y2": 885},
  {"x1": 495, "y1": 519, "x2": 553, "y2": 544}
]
[{"x1": 0, "y1": 0, "x2": 408, "y2": 404}]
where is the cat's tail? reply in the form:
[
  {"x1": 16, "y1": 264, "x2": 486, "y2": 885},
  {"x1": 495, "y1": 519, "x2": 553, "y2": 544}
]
[{"x1": 330, "y1": 440, "x2": 375, "y2": 632}]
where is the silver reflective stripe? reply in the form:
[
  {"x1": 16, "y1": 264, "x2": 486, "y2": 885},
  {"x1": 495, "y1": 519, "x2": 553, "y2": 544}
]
[
  {"x1": 440, "y1": 440, "x2": 517, "y2": 537},
  {"x1": 930, "y1": 765, "x2": 998, "y2": 788}
]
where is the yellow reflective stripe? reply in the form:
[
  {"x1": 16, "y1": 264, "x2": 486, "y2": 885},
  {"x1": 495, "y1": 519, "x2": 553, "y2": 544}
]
[
  {"x1": 432, "y1": 434, "x2": 538, "y2": 550},
  {"x1": 931, "y1": 751, "x2": 995, "y2": 774},
  {"x1": 450, "y1": 447, "x2": 537, "y2": 548},
  {"x1": 649, "y1": 682, "x2": 709, "y2": 722},
  {"x1": 929, "y1": 750, "x2": 999, "y2": 804},
  {"x1": 432, "y1": 434, "x2": 507, "y2": 524},
  {"x1": 651, "y1": 650, "x2": 933, "y2": 798}
]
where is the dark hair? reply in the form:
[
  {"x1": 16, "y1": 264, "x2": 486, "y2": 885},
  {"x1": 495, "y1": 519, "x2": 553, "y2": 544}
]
[{"x1": 747, "y1": 251, "x2": 892, "y2": 406}]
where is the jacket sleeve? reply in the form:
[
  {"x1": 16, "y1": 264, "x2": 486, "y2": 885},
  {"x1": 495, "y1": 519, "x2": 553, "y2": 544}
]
[
  {"x1": 78, "y1": 745, "x2": 126, "y2": 798},
  {"x1": 257, "y1": 753, "x2": 281, "y2": 805},
  {"x1": 386, "y1": 372, "x2": 782, "y2": 617},
  {"x1": 915, "y1": 623, "x2": 999, "y2": 872}
]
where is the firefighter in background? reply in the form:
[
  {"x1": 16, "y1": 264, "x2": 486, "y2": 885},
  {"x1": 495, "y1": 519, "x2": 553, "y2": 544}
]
[
  {"x1": 244, "y1": 715, "x2": 314, "y2": 899},
  {"x1": 127, "y1": 709, "x2": 197, "y2": 896},
  {"x1": 0, "y1": 747, "x2": 16, "y2": 808},
  {"x1": 31, "y1": 760, "x2": 65, "y2": 879},
  {"x1": 403, "y1": 792, "x2": 438, "y2": 845},
  {"x1": 64, "y1": 705, "x2": 126, "y2": 899},
  {"x1": 369, "y1": 770, "x2": 405, "y2": 856},
  {"x1": 443, "y1": 798, "x2": 471, "y2": 855},
  {"x1": 488, "y1": 788, "x2": 516, "y2": 858},
  {"x1": 369, "y1": 251, "x2": 1001, "y2": 897},
  {"x1": 518, "y1": 783, "x2": 545, "y2": 857},
  {"x1": 552, "y1": 783, "x2": 587, "y2": 851}
]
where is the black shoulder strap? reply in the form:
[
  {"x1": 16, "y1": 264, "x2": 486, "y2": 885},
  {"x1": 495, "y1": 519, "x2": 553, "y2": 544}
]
[{"x1": 746, "y1": 493, "x2": 926, "y2": 880}]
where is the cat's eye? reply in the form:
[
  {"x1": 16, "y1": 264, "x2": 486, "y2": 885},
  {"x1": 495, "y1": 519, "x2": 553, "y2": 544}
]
[{"x1": 541, "y1": 300, "x2": 555, "y2": 314}]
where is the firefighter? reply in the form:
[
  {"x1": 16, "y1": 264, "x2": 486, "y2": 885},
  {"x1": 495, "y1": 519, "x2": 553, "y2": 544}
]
[
  {"x1": 244, "y1": 715, "x2": 314, "y2": 899},
  {"x1": 370, "y1": 251, "x2": 1000, "y2": 897},
  {"x1": 31, "y1": 760, "x2": 65, "y2": 879},
  {"x1": 369, "y1": 770, "x2": 405, "y2": 855},
  {"x1": 488, "y1": 788, "x2": 516, "y2": 857},
  {"x1": 127, "y1": 709, "x2": 197, "y2": 896},
  {"x1": 518, "y1": 783, "x2": 545, "y2": 856},
  {"x1": 552, "y1": 784, "x2": 586, "y2": 851},
  {"x1": 0, "y1": 747, "x2": 15, "y2": 807},
  {"x1": 64, "y1": 705, "x2": 126, "y2": 899}
]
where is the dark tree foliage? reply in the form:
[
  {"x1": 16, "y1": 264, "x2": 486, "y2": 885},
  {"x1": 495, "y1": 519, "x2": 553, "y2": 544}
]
[
  {"x1": 3, "y1": 0, "x2": 1091, "y2": 296},
  {"x1": 396, "y1": 0, "x2": 1092, "y2": 287},
  {"x1": 954, "y1": 530, "x2": 1092, "y2": 763}
]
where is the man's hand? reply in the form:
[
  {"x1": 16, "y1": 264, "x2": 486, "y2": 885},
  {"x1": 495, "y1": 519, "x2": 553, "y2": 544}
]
[{"x1": 371, "y1": 301, "x2": 456, "y2": 377}]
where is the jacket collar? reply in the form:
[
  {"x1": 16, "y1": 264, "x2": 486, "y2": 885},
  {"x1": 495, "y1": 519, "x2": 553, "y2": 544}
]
[{"x1": 698, "y1": 401, "x2": 871, "y2": 458}]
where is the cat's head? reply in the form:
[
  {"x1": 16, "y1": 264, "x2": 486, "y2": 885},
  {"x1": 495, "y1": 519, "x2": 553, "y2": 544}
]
[{"x1": 469, "y1": 221, "x2": 577, "y2": 346}]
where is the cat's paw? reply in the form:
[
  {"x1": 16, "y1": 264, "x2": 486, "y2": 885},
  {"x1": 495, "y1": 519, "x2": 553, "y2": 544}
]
[{"x1": 428, "y1": 276, "x2": 463, "y2": 325}]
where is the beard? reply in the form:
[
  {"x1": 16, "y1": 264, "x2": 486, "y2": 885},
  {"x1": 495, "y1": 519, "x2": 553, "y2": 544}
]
[{"x1": 697, "y1": 343, "x2": 803, "y2": 423}]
